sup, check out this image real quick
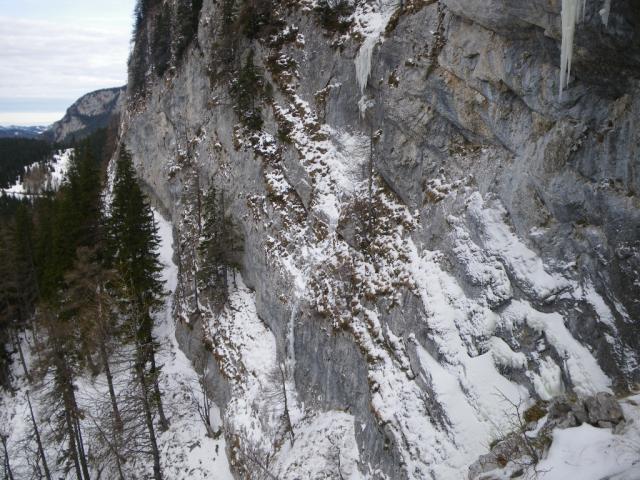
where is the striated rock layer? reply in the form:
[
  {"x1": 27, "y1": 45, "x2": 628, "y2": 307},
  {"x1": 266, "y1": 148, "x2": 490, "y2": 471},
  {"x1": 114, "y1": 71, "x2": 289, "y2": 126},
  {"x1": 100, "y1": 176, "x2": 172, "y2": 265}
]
[{"x1": 118, "y1": 0, "x2": 640, "y2": 478}]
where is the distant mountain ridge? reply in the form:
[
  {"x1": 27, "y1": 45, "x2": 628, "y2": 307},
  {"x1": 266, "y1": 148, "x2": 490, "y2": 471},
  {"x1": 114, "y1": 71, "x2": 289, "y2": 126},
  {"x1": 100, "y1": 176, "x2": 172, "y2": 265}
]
[
  {"x1": 42, "y1": 86, "x2": 126, "y2": 144},
  {"x1": 0, "y1": 125, "x2": 48, "y2": 139}
]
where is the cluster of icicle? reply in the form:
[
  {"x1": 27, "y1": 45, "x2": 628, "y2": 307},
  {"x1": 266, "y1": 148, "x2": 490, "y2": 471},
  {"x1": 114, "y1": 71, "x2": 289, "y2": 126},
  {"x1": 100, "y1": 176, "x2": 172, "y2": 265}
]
[{"x1": 559, "y1": 0, "x2": 612, "y2": 97}]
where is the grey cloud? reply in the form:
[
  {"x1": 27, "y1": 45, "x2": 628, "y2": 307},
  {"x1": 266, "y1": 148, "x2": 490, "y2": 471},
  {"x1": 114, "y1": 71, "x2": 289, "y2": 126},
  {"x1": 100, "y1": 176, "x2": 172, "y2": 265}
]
[{"x1": 0, "y1": 16, "x2": 130, "y2": 101}]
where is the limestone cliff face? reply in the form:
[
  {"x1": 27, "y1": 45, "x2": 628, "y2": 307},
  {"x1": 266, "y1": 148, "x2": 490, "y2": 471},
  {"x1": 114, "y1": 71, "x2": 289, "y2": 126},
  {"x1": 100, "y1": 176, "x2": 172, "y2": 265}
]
[
  {"x1": 119, "y1": 0, "x2": 640, "y2": 478},
  {"x1": 45, "y1": 86, "x2": 125, "y2": 144}
]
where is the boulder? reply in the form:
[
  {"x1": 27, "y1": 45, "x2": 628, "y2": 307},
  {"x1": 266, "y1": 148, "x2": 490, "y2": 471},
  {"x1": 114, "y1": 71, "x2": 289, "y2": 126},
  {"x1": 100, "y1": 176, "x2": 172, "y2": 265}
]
[{"x1": 584, "y1": 392, "x2": 625, "y2": 427}]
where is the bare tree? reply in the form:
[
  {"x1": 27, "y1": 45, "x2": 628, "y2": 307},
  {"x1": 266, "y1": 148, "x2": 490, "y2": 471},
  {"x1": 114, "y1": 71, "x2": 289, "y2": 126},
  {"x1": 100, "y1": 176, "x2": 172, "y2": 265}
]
[
  {"x1": 487, "y1": 389, "x2": 550, "y2": 479},
  {"x1": 25, "y1": 391, "x2": 51, "y2": 480},
  {"x1": 1, "y1": 433, "x2": 15, "y2": 480},
  {"x1": 189, "y1": 364, "x2": 219, "y2": 438},
  {"x1": 265, "y1": 363, "x2": 295, "y2": 446},
  {"x1": 232, "y1": 431, "x2": 279, "y2": 480}
]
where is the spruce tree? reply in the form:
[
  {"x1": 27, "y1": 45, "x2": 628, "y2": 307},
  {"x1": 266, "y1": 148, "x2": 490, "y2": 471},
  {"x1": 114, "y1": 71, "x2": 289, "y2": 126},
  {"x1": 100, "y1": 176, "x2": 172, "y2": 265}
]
[
  {"x1": 152, "y1": 3, "x2": 172, "y2": 76},
  {"x1": 198, "y1": 186, "x2": 243, "y2": 308},
  {"x1": 65, "y1": 247, "x2": 122, "y2": 423},
  {"x1": 109, "y1": 148, "x2": 167, "y2": 480},
  {"x1": 231, "y1": 50, "x2": 265, "y2": 130},
  {"x1": 0, "y1": 224, "x2": 16, "y2": 387},
  {"x1": 176, "y1": 0, "x2": 203, "y2": 63},
  {"x1": 27, "y1": 147, "x2": 105, "y2": 480},
  {"x1": 36, "y1": 302, "x2": 91, "y2": 480}
]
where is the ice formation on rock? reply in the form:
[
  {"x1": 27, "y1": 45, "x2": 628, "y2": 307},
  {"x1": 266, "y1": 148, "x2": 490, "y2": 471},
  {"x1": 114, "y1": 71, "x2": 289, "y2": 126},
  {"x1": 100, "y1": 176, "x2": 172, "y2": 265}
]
[
  {"x1": 560, "y1": 0, "x2": 587, "y2": 97},
  {"x1": 600, "y1": 0, "x2": 611, "y2": 26},
  {"x1": 353, "y1": 0, "x2": 399, "y2": 94},
  {"x1": 560, "y1": 0, "x2": 612, "y2": 96}
]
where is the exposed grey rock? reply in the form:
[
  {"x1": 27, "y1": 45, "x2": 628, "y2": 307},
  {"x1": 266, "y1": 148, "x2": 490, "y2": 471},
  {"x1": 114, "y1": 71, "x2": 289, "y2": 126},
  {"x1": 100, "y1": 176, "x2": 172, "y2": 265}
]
[
  {"x1": 118, "y1": 0, "x2": 640, "y2": 477},
  {"x1": 468, "y1": 433, "x2": 528, "y2": 480},
  {"x1": 584, "y1": 392, "x2": 625, "y2": 426},
  {"x1": 472, "y1": 392, "x2": 628, "y2": 479},
  {"x1": 44, "y1": 86, "x2": 125, "y2": 144}
]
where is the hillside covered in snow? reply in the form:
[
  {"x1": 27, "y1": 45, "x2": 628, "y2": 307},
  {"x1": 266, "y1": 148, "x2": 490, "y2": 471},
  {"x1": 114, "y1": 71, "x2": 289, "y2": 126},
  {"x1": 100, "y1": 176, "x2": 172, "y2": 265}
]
[{"x1": 2, "y1": 0, "x2": 640, "y2": 479}]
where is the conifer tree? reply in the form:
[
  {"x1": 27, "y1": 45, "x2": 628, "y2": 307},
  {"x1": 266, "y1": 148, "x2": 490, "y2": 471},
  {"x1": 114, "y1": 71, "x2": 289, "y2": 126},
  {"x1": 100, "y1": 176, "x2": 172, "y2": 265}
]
[
  {"x1": 11, "y1": 204, "x2": 39, "y2": 325},
  {"x1": 220, "y1": 0, "x2": 237, "y2": 66},
  {"x1": 109, "y1": 148, "x2": 167, "y2": 480},
  {"x1": 0, "y1": 201, "x2": 41, "y2": 385},
  {"x1": 37, "y1": 303, "x2": 91, "y2": 480},
  {"x1": 65, "y1": 247, "x2": 122, "y2": 426},
  {"x1": 32, "y1": 146, "x2": 105, "y2": 480},
  {"x1": 176, "y1": 0, "x2": 203, "y2": 62},
  {"x1": 198, "y1": 186, "x2": 243, "y2": 308},
  {"x1": 26, "y1": 390, "x2": 52, "y2": 480},
  {"x1": 152, "y1": 3, "x2": 172, "y2": 76},
  {"x1": 231, "y1": 50, "x2": 265, "y2": 130},
  {"x1": 0, "y1": 224, "x2": 16, "y2": 387}
]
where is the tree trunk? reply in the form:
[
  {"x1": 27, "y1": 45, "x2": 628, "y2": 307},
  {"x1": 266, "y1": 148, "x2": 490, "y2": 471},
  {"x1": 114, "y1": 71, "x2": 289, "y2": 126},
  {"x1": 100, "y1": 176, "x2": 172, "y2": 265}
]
[
  {"x1": 63, "y1": 404, "x2": 83, "y2": 480},
  {"x1": 196, "y1": 172, "x2": 202, "y2": 237},
  {"x1": 136, "y1": 360, "x2": 163, "y2": 480},
  {"x1": 279, "y1": 364, "x2": 295, "y2": 445},
  {"x1": 89, "y1": 415, "x2": 125, "y2": 480},
  {"x1": 149, "y1": 342, "x2": 169, "y2": 431},
  {"x1": 26, "y1": 391, "x2": 51, "y2": 480},
  {"x1": 100, "y1": 341, "x2": 122, "y2": 430},
  {"x1": 72, "y1": 402, "x2": 91, "y2": 480},
  {"x1": 12, "y1": 331, "x2": 30, "y2": 382},
  {"x1": 1, "y1": 435, "x2": 15, "y2": 480},
  {"x1": 112, "y1": 432, "x2": 126, "y2": 480}
]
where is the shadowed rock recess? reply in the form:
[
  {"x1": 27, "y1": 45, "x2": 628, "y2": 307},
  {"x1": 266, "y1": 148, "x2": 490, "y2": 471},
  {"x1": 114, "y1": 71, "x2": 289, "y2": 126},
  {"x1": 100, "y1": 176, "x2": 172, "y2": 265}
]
[{"x1": 118, "y1": 0, "x2": 640, "y2": 478}]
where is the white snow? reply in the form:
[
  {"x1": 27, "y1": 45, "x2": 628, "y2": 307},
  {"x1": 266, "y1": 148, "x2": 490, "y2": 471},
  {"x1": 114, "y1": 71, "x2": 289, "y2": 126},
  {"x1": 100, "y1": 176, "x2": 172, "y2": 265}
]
[
  {"x1": 276, "y1": 412, "x2": 364, "y2": 480},
  {"x1": 529, "y1": 356, "x2": 566, "y2": 401},
  {"x1": 466, "y1": 192, "x2": 570, "y2": 301},
  {"x1": 480, "y1": 394, "x2": 640, "y2": 479},
  {"x1": 502, "y1": 300, "x2": 611, "y2": 396},
  {"x1": 449, "y1": 218, "x2": 513, "y2": 307},
  {"x1": 534, "y1": 395, "x2": 640, "y2": 479},
  {"x1": 49, "y1": 148, "x2": 73, "y2": 190},
  {"x1": 2, "y1": 148, "x2": 73, "y2": 197},
  {"x1": 489, "y1": 337, "x2": 527, "y2": 370},
  {"x1": 195, "y1": 269, "x2": 290, "y2": 469},
  {"x1": 353, "y1": 0, "x2": 400, "y2": 94},
  {"x1": 576, "y1": 280, "x2": 617, "y2": 328},
  {"x1": 273, "y1": 96, "x2": 366, "y2": 230}
]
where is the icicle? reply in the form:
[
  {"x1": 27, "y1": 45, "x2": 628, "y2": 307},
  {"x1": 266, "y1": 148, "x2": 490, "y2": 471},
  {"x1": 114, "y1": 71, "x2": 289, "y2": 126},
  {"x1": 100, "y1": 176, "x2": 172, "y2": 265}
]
[
  {"x1": 559, "y1": 0, "x2": 587, "y2": 97},
  {"x1": 355, "y1": 36, "x2": 377, "y2": 94},
  {"x1": 354, "y1": 0, "x2": 401, "y2": 94},
  {"x1": 600, "y1": 0, "x2": 611, "y2": 27},
  {"x1": 288, "y1": 297, "x2": 299, "y2": 369}
]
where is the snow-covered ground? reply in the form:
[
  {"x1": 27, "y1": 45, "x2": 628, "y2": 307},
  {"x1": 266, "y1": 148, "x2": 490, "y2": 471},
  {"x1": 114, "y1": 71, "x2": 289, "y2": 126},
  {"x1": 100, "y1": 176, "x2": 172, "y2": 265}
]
[
  {"x1": 489, "y1": 394, "x2": 640, "y2": 480},
  {"x1": 2, "y1": 148, "x2": 73, "y2": 197},
  {"x1": 536, "y1": 405, "x2": 640, "y2": 480},
  {"x1": 0, "y1": 209, "x2": 234, "y2": 479},
  {"x1": 150, "y1": 209, "x2": 234, "y2": 479}
]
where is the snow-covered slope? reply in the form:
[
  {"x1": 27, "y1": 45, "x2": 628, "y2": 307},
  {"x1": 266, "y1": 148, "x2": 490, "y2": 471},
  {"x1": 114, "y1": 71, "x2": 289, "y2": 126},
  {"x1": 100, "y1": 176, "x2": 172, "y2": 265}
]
[
  {"x1": 2, "y1": 148, "x2": 73, "y2": 197},
  {"x1": 0, "y1": 210, "x2": 234, "y2": 479},
  {"x1": 117, "y1": 0, "x2": 640, "y2": 478}
]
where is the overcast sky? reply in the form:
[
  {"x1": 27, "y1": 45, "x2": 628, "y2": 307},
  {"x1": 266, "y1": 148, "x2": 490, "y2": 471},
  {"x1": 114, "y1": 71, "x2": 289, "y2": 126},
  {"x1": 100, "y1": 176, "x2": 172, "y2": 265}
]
[{"x1": 0, "y1": 0, "x2": 135, "y2": 125}]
